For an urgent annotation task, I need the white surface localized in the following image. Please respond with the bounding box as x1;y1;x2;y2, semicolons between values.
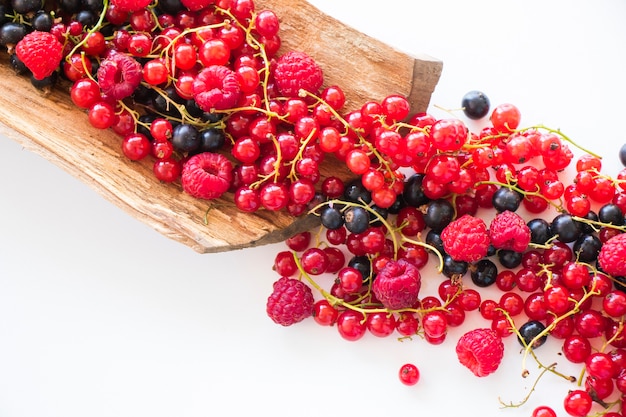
1;1;626;416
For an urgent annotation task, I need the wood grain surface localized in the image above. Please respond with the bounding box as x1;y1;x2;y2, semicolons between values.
0;0;442;253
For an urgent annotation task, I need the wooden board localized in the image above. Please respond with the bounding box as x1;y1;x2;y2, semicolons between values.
0;0;442;254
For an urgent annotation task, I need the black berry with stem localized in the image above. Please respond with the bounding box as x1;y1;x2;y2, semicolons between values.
518;320;548;349
492;186;522;212
498;249;522;269
443;255;468;279
579;210;598;234
461;90;490;120
31;11;54;32
198;128;225;152
171;124;201;154
573;234;602;263
424;199;455;232
320;205;344;230
343;179;371;204
551;213;583;243
425;229;445;255
343;206;369;234
598;203;624;225
403;173;430;207
369;205;389;227
470;259;498;287
527;218;553;245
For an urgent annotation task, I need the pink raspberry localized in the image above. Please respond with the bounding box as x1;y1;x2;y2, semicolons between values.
598;233;626;277
192;65;241;111
488;210;531;252
272;51;324;98
441;214;490;263
266;277;315;326
456;328;504;377
372;259;421;310
181;152;233;200
97;53;142;101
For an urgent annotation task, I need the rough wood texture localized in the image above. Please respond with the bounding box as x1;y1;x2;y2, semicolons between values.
0;0;442;253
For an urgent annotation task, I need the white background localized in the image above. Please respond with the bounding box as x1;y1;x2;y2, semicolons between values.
1;1;626;416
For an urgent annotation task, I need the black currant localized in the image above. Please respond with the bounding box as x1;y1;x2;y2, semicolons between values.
30;72;57;90
424;199;454;232
470;259;498;287
518;320;547;349
75;9;97;28
82;0;104;12
198;128;225;152
579;210;598;234
573;234;602;264
31;11;53;32
461;90;490;120
442;255;468;279
343;206;369;234
551;213;583;243
0;22;27;46
369;205;389;227
59;0;81;13
11;0;40;14
185;99;204;118
171;124;200;154
9;53;27;75
527;218;553;245
498;249;522;269
320;205;344;230
402;173;430;207
343;179;371;204
425;229;445;255
598;203;624;226
492;186;522;212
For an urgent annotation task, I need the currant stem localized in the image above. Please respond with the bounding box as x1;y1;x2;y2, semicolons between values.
525;125;602;159
498;362;558;409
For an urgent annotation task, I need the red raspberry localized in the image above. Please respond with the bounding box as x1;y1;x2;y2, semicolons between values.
192;65;241;112
488;210;531;252
97;53;142;101
456;328;504;377
266;277;315;326
15;31;63;80
181;152;233;200
598;233;626;277
440;214;490;263
273;51;324;98
110;0;152;12
371;259;421;310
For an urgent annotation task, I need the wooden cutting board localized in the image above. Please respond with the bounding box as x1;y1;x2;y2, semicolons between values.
0;0;442;253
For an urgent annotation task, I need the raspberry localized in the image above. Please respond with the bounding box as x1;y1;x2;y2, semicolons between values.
598;233;626;277
110;0;152;13
266;277;315;326
440;214;490;263
273;51;324;98
192;65;241;112
181;152;233;200
97;53;142;101
371;259;421;310
488;210;531;252
456;328;505;377
15;31;63;80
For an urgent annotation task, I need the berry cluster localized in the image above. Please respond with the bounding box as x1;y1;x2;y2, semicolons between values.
2;0;626;415
267;95;626;416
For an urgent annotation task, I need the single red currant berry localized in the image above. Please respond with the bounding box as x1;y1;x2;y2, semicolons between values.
312;299;338;326
152;157;181;183
300;247;329;275
121;133;151;161
336;310;367;341
398;363;420;386
366;312;396;337
532;406;557;417
395;312;419;336
563;390;593;417
490;103;521;132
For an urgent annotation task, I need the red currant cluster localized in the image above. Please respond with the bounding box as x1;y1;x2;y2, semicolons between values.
268;97;626;417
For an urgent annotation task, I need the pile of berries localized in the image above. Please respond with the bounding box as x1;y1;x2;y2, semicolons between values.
1;0;626;415
267;93;626;416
